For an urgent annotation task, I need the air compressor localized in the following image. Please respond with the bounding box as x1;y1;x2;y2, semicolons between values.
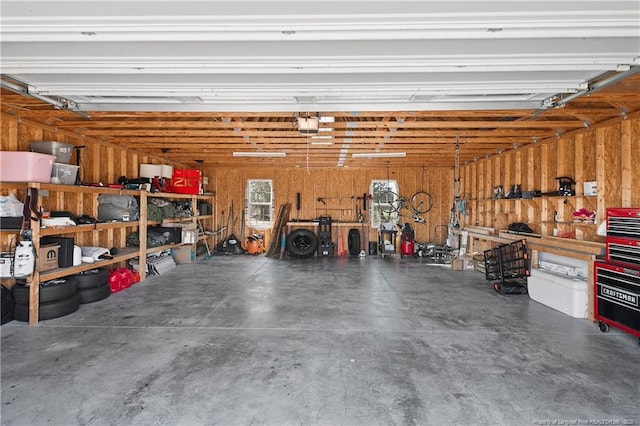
399;223;415;258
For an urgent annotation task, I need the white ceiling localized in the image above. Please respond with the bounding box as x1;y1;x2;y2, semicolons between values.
1;0;639;112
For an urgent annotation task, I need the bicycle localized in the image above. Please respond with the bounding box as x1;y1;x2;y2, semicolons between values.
376;190;433;224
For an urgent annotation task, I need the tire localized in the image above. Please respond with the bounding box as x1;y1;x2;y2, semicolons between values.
348;229;360;256
75;268;109;290
79;283;111;304
410;191;434;214
13;293;80;322
286;229;318;258
12;277;79;305
1;285;15;325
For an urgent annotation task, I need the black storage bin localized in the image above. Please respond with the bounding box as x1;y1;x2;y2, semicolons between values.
148;226;181;244
197;202;212;216
0;217;23;230
368;241;377;255
41;236;74;268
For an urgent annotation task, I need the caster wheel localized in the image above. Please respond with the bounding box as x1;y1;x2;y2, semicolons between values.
598;322;609;333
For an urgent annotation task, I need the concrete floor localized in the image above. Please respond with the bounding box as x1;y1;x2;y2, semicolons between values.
1;255;639;426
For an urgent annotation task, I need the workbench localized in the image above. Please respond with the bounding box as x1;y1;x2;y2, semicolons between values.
286;221;370;256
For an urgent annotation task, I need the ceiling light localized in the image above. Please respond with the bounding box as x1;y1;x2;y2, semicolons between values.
233;152;286;157
311;135;332;139
352;152;406;158
311;141;333;146
319;116;335;123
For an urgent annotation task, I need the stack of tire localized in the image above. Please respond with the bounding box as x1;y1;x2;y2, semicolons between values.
11;268;110;322
12;277;81;322
75;268;110;304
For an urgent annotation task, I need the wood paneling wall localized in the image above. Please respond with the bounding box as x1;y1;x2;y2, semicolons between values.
461;115;640;241
2;114;455;249
1;114;182;184
6;112;637;248
205;166;454;247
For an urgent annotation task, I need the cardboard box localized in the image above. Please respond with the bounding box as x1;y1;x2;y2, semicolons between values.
39;244;60;272
451;254;475;271
172;246;195;264
41;236;74;267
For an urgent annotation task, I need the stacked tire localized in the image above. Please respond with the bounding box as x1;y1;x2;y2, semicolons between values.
12;278;80;322
75;268;110;304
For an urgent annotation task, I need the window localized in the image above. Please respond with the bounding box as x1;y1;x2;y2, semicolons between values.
370;179;399;228
246;180;274;230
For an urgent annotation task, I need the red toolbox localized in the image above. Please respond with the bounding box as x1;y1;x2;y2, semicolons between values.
605;236;640;268
606;207;640;240
594;261;640;339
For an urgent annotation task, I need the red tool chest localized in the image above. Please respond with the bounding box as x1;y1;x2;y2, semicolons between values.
595;208;640;342
594;262;640;339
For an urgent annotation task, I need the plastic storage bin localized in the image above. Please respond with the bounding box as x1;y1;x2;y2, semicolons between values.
30;141;74;164
51;163;79;185
0;151;56;183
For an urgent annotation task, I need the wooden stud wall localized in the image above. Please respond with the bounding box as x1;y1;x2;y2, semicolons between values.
204;166;454;248
1;114;182;258
2;113;455;255
461;115;640;242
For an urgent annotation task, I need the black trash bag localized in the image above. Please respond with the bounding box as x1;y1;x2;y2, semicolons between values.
493;281;528;295
219;233;245;255
508;222;534;234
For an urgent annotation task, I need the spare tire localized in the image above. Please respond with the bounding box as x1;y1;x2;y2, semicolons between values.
79;283;110;304
14;293;80;322
348;228;361;256
12;277;79;305
75;268;109;290
286;228;318;258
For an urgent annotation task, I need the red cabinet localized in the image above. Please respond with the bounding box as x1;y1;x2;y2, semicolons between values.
595;208;640;341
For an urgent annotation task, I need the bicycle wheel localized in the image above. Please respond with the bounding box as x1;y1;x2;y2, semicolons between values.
411;191;434;214
377;190;400;216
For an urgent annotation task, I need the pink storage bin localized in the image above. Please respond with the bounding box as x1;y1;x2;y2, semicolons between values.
0;151;56;183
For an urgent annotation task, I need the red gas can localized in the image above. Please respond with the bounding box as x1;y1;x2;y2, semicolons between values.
108;269;123;293
108;268;134;292
118;268;133;289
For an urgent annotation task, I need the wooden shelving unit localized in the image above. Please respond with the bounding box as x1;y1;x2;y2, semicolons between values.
0;182;215;325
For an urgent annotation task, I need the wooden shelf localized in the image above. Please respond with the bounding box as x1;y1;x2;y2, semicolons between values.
39;221;140;236
145;243;182;254
39;247;140;281
0;181;216;325
571;222;597;228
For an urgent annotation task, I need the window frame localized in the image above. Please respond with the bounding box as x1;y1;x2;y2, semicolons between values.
370;179;399;228
245;179;274;230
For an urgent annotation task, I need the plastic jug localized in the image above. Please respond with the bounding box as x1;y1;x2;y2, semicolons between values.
73;245;82;266
14;241;35;277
